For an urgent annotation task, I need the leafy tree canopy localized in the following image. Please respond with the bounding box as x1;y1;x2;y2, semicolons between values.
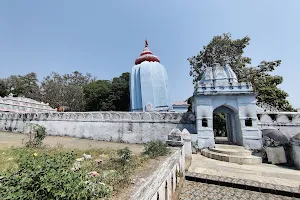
1;72;41;100
188;33;294;111
40;71;93;112
84;72;130;111
0;80;7;97
1;71;130;112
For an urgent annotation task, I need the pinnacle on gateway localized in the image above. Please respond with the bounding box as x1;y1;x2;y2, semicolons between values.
130;40;172;112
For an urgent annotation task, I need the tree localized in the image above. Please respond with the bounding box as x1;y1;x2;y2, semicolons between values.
240;62;294;111
188;33;251;83
41;71;93;111
188;33;294;111
84;80;112;111
83;72;130;111
109;72;130;111
3;72;41;100
0;79;8;97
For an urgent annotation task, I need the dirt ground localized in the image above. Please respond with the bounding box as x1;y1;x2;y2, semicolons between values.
0;131;144;154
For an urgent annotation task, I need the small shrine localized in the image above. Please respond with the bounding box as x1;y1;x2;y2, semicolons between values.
193;63;261;150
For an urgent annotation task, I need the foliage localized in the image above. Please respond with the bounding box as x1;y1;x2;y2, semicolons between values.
108;72;130;111
102;147;136;189
0;146;149;199
84;72;130;111
2;72;41;100
142;140;170;158
111;147;133;172
0;80;7;97
239;64;294;111
40;71;94;112
84;80;112;111
24;124;46;148
188;33;251;83
0;150;111;199
187;96;193;111
188;33;294;111
0;70;130;112
213;113;227;136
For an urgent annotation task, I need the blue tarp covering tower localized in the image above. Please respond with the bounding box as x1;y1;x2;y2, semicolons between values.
130;40;172;112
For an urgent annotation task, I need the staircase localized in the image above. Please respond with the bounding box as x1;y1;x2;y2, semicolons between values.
201;144;262;165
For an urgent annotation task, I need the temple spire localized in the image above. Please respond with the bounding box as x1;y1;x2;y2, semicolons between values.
134;39;160;65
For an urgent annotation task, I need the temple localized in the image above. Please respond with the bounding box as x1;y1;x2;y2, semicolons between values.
193;63;261;149
130;40;172;112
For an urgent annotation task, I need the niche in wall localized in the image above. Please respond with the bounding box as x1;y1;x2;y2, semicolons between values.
245;118;252;127
202;118;208;127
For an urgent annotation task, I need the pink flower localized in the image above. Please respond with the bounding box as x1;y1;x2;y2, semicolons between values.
88;171;99;177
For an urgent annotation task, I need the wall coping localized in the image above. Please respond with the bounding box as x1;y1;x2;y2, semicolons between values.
0;112;196;124
129;148;182;200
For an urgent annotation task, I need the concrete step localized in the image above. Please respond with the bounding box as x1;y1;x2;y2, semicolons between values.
201;148;262;165
210;144;252;156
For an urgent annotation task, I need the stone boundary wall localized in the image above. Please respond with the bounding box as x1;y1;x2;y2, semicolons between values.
2;111;300;142
0;112;196;143
130;148;185;200
257;112;300;138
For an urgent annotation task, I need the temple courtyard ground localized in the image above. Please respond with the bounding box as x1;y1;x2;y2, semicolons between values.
180;154;300;199
180;181;296;200
189;154;300;188
0;131;143;153
1;131;300;199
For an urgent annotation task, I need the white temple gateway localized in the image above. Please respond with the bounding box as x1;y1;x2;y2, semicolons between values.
0;94;56;113
193;63;261;150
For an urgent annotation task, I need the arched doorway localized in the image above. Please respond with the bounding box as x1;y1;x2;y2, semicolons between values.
213;105;242;146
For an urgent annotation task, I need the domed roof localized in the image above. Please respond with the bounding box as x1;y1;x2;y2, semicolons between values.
135;40;160;65
200;63;238;84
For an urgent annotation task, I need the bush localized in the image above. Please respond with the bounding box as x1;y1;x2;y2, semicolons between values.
25;124;46;148
106;147;133;187
0;151;111;199
116;148;132;168
142;140;170;158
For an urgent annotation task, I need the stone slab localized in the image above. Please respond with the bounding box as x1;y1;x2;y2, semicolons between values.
265;146;287;164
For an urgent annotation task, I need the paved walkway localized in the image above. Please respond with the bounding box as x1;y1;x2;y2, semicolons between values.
179;154;300;199
189;154;300;190
0;131;144;153
180;181;296;200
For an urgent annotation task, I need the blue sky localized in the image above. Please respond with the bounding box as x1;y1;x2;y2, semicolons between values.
0;1;299;107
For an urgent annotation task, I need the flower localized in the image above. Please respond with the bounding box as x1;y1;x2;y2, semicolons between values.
88;171;99;177
33;153;38;157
